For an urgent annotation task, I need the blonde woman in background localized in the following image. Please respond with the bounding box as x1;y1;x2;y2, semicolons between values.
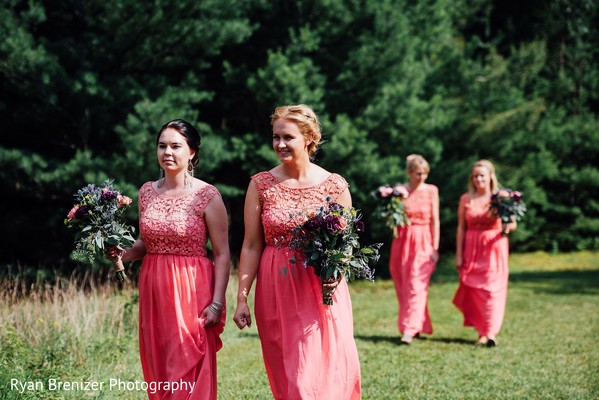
453;159;517;346
389;154;440;344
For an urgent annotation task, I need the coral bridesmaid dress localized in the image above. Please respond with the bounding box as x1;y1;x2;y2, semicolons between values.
252;171;361;400
389;184;438;337
453;193;509;338
137;182;225;400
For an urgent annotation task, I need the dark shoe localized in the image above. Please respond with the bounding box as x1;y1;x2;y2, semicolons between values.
486;337;497;347
476;336;489;346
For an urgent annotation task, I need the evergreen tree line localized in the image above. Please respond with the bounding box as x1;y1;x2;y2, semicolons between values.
1;0;597;276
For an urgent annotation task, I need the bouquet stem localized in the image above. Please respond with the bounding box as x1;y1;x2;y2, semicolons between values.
113;259;127;282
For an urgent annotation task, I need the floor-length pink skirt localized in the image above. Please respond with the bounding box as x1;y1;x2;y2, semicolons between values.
389;224;436;337
453;228;509;338
138;254;225;400
254;246;361;400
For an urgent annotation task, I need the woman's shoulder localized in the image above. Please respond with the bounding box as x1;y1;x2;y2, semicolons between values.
459;192;470;203
425;183;439;193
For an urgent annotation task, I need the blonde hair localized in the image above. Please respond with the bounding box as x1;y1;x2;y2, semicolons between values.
468;159;501;195
406;154;430;174
271;104;322;157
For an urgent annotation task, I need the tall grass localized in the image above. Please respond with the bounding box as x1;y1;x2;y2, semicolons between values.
1;251;598;399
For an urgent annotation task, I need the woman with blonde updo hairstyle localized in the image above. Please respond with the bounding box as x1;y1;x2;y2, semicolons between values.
453;159;517;347
234;104;361;398
388;154;440;344
270;104;322;158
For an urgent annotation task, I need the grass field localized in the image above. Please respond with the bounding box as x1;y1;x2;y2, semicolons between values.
1;251;598;399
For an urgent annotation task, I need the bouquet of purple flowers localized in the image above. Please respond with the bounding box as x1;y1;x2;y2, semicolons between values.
65;180;135;281
489;189;526;236
373;184;410;237
287;199;382;305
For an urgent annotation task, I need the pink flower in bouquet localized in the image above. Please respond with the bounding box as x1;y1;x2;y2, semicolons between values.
498;189;510;197
338;216;348;230
118;195;132;207
67;205;79;220
378;186;394;198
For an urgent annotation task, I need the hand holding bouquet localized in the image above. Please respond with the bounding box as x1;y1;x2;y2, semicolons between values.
288;199;382;305
489;189;526;236
373;184;410;237
65;180;135;281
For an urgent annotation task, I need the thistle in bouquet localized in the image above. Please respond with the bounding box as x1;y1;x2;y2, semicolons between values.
288;199;382;305
65;180;135;281
373;184;411;237
489;189;526;236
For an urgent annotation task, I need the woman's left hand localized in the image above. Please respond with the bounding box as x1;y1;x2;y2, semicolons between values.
201;302;223;328
430;250;439;263
322;275;343;298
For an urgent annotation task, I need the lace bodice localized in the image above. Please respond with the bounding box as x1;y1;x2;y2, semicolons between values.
253;171;349;246
138;181;220;256
404;184;438;225
461;193;502;231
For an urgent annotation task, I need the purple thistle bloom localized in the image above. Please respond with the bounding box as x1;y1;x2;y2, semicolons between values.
355;220;365;232
75;205;90;219
324;215;342;232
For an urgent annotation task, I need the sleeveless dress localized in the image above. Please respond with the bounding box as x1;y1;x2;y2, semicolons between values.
252;171;361;400
452;193;509;338
388;184;438;337
137;182;225;400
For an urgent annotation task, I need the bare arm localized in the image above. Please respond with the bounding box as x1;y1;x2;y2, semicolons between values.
455;196;466;268
336;187;352;208
233;181;265;329
431;187;440;263
202;194;231;327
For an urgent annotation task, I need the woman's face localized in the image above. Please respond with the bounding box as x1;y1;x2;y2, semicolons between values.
408;166;428;186
272;118;310;163
471;166;490;192
157;128;195;173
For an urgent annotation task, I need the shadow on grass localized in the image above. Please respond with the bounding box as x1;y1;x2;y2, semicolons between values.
354;334;402;345
509;269;599;295
423;336;474;345
354;334;474;346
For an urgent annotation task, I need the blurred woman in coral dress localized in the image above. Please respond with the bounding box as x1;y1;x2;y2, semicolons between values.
109;119;230;399
233;104;361;399
453;159;517;347
388;155;440;344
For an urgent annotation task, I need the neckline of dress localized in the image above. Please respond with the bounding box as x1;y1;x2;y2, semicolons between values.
149;181;210;199
266;171;335;190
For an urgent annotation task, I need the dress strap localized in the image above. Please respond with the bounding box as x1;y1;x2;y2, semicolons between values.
251;171;277;205
322;173;349;202
192;185;221;214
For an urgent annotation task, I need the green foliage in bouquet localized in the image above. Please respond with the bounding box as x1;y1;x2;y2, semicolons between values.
489;189;527;236
287;199;382;305
65;180;135;281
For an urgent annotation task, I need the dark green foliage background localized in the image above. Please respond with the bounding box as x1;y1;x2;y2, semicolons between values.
1;0;597;275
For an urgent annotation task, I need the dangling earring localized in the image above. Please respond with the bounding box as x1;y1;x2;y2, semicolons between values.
185;160;194;189
158;168;165;188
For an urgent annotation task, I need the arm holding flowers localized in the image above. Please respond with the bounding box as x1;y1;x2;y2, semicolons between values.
431;187;440;263
321;187;352;296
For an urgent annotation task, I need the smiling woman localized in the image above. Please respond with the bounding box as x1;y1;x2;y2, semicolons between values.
233;104;362;399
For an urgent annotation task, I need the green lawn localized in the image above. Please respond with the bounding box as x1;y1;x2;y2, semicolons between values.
1;251;598;399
